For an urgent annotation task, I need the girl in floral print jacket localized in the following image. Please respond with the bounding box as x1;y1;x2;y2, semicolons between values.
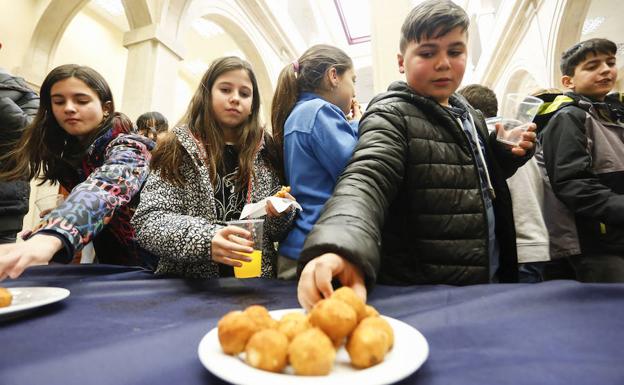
0;65;154;279
131;57;296;279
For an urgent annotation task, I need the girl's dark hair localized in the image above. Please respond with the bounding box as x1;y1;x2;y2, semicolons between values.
0;64;116;183
152;56;269;188
271;44;352;166
136;111;168;141
560;38;617;76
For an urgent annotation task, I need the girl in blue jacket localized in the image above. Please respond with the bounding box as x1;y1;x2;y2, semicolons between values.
271;44;361;279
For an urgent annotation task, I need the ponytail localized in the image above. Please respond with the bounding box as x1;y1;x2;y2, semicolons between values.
270;64;299;167
270;44;352;167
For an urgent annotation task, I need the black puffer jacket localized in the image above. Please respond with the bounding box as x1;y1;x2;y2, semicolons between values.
0;68;39;232
300;81;527;287
540;92;624;254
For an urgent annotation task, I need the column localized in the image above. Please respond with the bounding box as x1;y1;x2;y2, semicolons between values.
370;0;410;94
121;23;184;121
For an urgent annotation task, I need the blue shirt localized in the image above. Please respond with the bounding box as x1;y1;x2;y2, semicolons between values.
447;104;500;281
279;92;359;260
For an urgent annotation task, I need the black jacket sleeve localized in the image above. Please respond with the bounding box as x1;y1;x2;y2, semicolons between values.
298;104;408;289
542;108;624;225
484;126;532;180
0;73;39;141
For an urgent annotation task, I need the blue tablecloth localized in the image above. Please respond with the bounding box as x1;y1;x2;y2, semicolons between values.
1;265;623;385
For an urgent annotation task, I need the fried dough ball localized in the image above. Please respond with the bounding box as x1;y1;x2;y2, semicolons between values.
0;287;12;308
245;329;289;373
364;304;380;318
277;312;311;341
244;305;277;330
331;286;366;322
359;316;394;350
288;328;336;376
309;298;357;346
217;310;257;355
275;186;291;198
346;323;389;369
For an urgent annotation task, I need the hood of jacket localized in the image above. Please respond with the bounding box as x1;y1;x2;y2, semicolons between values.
534;91;624;133
84;113;154;168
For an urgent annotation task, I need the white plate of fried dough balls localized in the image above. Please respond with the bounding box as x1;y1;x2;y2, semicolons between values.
0;287;70;318
197;287;429;385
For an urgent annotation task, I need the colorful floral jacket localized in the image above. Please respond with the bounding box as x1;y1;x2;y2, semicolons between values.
33;114;154;266
131;125;296;278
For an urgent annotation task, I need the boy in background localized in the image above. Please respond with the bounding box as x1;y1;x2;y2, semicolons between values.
457;84;498;119
296;0;536;309
459;84;550;283
539;38;624;282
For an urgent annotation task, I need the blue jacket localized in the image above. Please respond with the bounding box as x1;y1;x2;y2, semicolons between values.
279;92;358;260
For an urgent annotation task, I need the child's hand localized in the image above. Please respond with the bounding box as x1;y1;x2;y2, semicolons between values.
349;98;362;121
496;122;537;157
267;190;296;218
0;234;62;280
297;253;367;311
211;226;254;267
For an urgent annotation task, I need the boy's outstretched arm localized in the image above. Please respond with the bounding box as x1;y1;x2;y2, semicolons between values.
296;105;408;309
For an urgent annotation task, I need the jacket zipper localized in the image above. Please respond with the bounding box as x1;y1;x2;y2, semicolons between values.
446;109;492;273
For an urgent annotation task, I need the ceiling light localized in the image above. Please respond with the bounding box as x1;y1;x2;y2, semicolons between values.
192;19;225;39
582;16;605;35
92;0;124;16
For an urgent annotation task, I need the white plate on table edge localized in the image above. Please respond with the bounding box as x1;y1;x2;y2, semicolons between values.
198;308;429;385
0;287;70;316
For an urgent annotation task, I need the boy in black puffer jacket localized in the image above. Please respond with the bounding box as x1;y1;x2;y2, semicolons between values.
296;0;536;309
0;43;40;244
539;38;624;282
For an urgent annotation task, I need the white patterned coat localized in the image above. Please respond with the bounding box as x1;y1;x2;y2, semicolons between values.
131;125;295;278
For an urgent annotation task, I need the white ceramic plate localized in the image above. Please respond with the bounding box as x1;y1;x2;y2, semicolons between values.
198;308;429;385
0;287;70;317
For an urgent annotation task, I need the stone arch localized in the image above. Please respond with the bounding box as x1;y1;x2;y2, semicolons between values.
501;68;541;98
21;0;152;85
21;0;87;85
121;0;153;28
547;0;591;86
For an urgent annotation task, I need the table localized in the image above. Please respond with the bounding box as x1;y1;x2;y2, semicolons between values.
1;265;623;385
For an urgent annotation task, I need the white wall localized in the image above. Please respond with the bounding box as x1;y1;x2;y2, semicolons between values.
471;0;623;101
0;0;50;78
52;7;128;108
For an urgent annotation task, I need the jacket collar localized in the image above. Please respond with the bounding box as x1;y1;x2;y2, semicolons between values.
370;80;488;139
373;81;473;117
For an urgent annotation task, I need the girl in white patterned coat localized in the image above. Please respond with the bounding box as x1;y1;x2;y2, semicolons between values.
132;57;296;278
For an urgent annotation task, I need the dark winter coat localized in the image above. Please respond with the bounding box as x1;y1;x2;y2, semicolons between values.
0;68;39;232
300;81;528;287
